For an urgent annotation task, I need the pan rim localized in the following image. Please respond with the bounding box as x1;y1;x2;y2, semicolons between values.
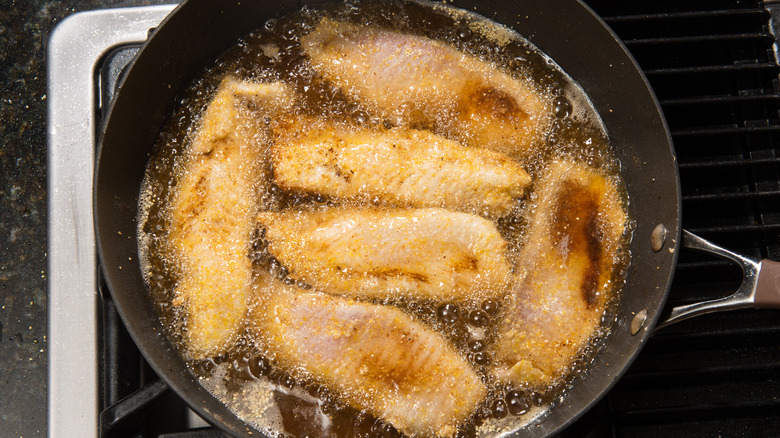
93;0;682;437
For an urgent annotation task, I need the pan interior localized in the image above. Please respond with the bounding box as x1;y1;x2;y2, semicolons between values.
94;1;679;437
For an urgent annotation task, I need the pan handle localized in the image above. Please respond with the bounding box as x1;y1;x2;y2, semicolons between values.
654;230;780;330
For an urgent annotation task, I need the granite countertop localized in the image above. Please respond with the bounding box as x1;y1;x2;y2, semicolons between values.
0;1;174;436
3;2;780;438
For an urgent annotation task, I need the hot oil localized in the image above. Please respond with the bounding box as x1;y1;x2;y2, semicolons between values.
137;1;631;437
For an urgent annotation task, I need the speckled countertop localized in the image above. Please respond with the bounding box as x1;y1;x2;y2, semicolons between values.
0;1;175;436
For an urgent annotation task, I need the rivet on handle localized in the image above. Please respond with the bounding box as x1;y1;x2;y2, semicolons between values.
651;224;667;252
631;309;647;335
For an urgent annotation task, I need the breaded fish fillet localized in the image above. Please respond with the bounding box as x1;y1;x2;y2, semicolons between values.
168;77;293;359
249;273;487;437
301;18;551;158
490;160;628;387
256;207;511;302
272;115;531;217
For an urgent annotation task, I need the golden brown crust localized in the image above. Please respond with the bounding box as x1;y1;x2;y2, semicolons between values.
256;207;512;302
168;78;293;359
271;115;531;217
301;18;552;159
249;274;487;437
490;160;628;387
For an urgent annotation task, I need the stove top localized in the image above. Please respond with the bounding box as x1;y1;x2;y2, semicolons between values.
46;5;176;437
47;2;780;437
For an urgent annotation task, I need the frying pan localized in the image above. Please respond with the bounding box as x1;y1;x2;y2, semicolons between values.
94;0;780;436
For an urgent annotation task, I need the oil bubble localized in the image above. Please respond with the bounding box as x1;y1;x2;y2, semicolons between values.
481;299;500;315
472;351;490;366
458;27;473;42
279;372;296;389
506;390;531;416
467;309;489;327
437;303;459;324
490;398;508;419
554;96;572;118
467;339;486;352
249;355;271;378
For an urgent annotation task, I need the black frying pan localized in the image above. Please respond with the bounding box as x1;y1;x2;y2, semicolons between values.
92;0;739;436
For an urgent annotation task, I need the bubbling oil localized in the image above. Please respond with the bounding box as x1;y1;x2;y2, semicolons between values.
137;1;630;437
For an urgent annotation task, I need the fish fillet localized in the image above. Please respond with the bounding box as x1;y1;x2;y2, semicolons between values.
301;18;551;158
490;160;628;387
256;207;511;302
168;77;293;359
249;273;487;437
271;115;531;217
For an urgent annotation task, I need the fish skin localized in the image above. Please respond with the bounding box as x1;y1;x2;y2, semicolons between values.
271;115;531;217
489;160;628;387
249;273;487;437
301;18;551;158
168;77;293;359
256;207;512;302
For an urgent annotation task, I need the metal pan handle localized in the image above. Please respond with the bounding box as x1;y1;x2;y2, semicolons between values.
655;230;780;329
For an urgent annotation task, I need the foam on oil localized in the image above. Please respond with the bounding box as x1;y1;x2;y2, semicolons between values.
137;0;630;436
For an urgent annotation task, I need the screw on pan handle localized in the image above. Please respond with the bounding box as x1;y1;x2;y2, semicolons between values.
655;230;780;330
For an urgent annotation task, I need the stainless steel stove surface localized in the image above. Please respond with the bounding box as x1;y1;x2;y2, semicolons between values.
47;5;176;437
47;2;780;437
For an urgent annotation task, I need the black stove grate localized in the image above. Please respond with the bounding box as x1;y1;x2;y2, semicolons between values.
563;1;780;437
97;1;780;437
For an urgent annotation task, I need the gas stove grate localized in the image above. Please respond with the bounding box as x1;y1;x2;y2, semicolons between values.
566;1;780;436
